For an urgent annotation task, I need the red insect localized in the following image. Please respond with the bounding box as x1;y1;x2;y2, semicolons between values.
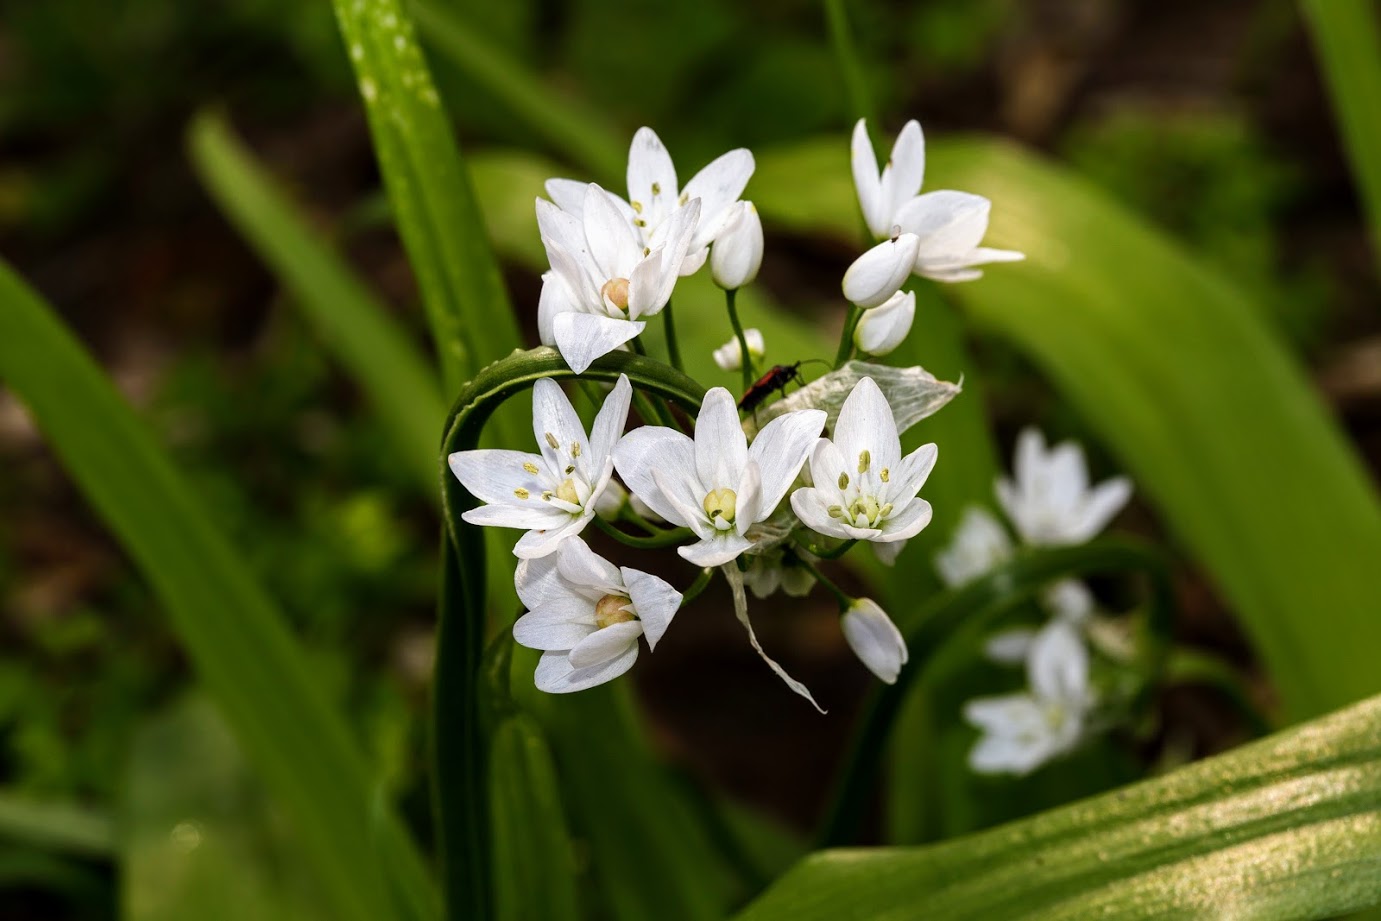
737;362;805;413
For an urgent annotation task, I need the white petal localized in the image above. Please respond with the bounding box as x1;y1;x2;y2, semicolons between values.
712;328;765;371
682;148;755;248
588;375;633;463
832;377;900;474
842;235;921;308
533;646;639;694
872;538;907;566
678;245;709;278
984;628;1036;665
895;190;991;260
513;603;598;650
626;127;678;223
651;198;701;306
841;599;908;683
448;449;548;505
934;506;1013;587
512;512;592;559
626;245;667;320
854;288;915;356
545;178;589;217
880;120;925;224
734;460;763;535
747;408;827;516
537;272;575;346
709;202;764;290
515;553;565;609
613;426;699;526
568;620;644;669
1074;476;1133;541
536;198;592;266
555;536;624;594
541;234;599;312
582;183;642;280
1045;579;1095;623
622;567;682;651
965;246;1025;266
552;313;645;375
678;532;754;568
695;387;749;490
531;378;590;474
461;502;570;532
723;564;825;712
850;118;887;238
791;488;860;541
885;442;939;504
1028;620;1090;706
878;497;933;542
807;438;848;504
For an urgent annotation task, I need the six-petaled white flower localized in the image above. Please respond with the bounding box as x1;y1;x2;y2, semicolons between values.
514;537;682;693
537;184;701;373
853;288;915;356
710;201;764;290
791;377;938;546
841;598;909;684
614;388;825;567
448;376;631;558
996;427;1132;546
713;328;765;372
547;127;754;277
964;620;1093;775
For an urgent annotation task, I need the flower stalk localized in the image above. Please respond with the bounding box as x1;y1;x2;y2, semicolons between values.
724;287;755;390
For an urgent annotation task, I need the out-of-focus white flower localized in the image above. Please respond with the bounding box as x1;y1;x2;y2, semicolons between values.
547;127;754;276
536;184;701;373
996;427;1133;546
853;289;915;356
594;479;627;521
710;201;763;290
964;620;1092;775
514;537;681;693
743;548;816;599
934;506;1013;587
841;598;909;684
629;492;665;525
713;328;765;372
1044;578;1095;623
791;377;937;546
449;376;631;558
614;388;824;567
851;119;926;240
842;233;921;308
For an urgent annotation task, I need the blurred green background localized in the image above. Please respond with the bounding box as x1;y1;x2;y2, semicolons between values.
0;0;1377;917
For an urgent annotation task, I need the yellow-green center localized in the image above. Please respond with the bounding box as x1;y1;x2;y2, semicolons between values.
703;488;737;527
594;593;635;629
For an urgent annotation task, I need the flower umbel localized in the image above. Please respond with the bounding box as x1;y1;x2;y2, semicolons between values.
448;376;631;558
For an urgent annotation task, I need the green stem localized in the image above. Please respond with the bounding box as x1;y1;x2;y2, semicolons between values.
679;568;714;608
822;0;877;132
815;538;1174;848
725;288;755;391
793;536;857;561
835;305;862;368
593;516;696;550
1165;647;1274;738
663;299;683;372
799;558;852;610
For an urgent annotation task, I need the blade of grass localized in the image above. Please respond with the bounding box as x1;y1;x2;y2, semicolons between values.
0;793;113;859
0;262;436;921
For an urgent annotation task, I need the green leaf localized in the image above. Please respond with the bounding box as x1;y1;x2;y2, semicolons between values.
0;262;436;921
1300;0;1381;268
186;110;445;491
738;689;1381;920
0;793;112;859
331;0;522;400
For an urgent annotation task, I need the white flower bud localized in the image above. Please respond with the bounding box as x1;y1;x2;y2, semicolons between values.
853;289;915;356
712;328;765;372
841;598;909;684
710;202;764;290
842;232;920;308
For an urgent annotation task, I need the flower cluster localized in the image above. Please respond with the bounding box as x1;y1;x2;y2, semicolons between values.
449;123;1022;705
934;428;1135;774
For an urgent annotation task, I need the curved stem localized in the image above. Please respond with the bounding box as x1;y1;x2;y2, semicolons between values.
679;568;714;608
794;536;857;561
834;304;861;368
663;299;683;373
1165;647;1274;737
725;288;755;391
799;557;851;610
593;515;695;550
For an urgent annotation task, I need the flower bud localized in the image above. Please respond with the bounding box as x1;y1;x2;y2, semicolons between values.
841;598;909;684
842;233;920;308
712;328;765;372
853;289;915;356
710;202;764;290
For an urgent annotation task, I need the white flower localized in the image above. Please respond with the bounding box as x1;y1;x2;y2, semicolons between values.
448;376;631;558
710;201;764;289
547;127;754;276
934;506;1013;588
842;232;921;308
853;289;915;356
614;388;825;567
964;620;1092;775
996;427;1133;546
791;377;937;546
743;547;816;599
852;118;1024;283
514;537;681;693
536;184;701;374
841;598;909;684
712;328;765;372
1044;578;1095;623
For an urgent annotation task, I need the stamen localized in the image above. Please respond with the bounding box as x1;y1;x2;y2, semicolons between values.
514;488;530;500
630;200;643;214
838;472;850;490
880;468;890;482
556;479;581;505
571;443;581;457
523;462;539;475
858;450;871;474
544;432;559;449
828;505;844;518
651;182;662;196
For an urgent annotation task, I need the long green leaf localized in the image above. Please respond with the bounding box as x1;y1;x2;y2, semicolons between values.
332;0;521;399
0;263;436;921
1300;0;1381;268
750;135;1381;721
739;690;1381;920
0;794;112;859
187;111;445;490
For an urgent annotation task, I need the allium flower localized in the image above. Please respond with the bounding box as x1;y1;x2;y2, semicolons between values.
710;201;764;290
614;388;825;567
841;598;909;684
934;506;1013;588
547;127;754;276
853;289;915;356
851;118;1023;283
842;233;921;308
514;537;681;693
537;184;701;373
791;377;937;546
712;328;765;372
448;376;631;558
996;427;1132;546
964;620;1092;775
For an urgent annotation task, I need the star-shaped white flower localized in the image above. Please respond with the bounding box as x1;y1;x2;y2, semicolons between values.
448;376;631;558
964;620;1092;775
791;377;938;546
514;537;681;693
996;427;1132;546
851;118;1023;284
614;388;825;567
546;127;754;277
537;183;701;373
